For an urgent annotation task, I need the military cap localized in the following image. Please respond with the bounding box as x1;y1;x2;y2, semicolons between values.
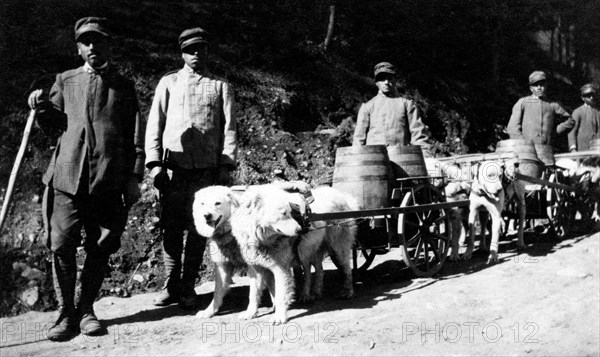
580;83;597;95
179;27;209;50
74;17;109;40
374;62;396;78
528;71;547;85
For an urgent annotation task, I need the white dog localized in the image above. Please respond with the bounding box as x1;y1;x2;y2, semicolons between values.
444;180;472;261
425;158;472;261
295;186;358;302
465;160;506;263
231;185;304;325
192;186;246;319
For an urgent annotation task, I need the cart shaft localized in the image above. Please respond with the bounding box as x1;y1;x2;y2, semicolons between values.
308;200;470;222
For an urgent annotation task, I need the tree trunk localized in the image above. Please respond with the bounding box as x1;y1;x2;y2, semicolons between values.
323;4;336;51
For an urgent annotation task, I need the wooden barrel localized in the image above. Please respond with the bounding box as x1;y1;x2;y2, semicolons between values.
386;145;428;179
534;144;555;166
332;145;392;210
589;139;600;152
495;139;539;161
495;139;544;179
517;159;545;179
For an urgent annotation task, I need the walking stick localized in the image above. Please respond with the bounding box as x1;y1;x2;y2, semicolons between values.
0;109;37;234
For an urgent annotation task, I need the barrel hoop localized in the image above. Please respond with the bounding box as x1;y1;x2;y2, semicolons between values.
389;160;425;165
335;160;389;167
332;175;391;183
336;149;387;156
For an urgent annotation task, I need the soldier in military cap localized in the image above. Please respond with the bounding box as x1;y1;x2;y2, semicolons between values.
352;61;432;156
27;17;145;341
567;83;600;152
507;71;574;148
145;27;237;308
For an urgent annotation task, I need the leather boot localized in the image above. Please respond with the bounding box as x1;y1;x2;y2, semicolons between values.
77;252;108;336
48;253;78;342
153;228;183;306
179;232;206;309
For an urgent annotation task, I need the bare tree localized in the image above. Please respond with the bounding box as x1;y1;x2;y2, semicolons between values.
323;2;335;51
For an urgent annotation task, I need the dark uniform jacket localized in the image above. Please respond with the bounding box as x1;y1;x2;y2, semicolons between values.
506;95;572;146
39;66;145;195
352;92;432;156
567;104;600;151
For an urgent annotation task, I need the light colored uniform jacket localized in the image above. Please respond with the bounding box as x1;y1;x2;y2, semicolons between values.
506;95;572;146
567;104;600;151
145;65;237;169
352;92;432;156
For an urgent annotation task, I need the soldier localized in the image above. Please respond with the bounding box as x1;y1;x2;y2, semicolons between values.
27;17;145;341
507;71;574;147
352;61;432;157
145;27;237;308
568;84;600;152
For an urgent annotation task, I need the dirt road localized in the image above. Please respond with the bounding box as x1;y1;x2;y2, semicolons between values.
2;231;599;356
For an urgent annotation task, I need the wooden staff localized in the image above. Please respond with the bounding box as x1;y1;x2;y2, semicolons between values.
0;109;37;234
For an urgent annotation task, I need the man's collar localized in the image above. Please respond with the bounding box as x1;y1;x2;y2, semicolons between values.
183;64;208;76
530;94;546;100
83;61;109;75
377;90;400;98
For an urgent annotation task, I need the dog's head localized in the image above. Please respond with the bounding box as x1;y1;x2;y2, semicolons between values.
193;185;239;238
579;156;600;183
239;186;303;243
555;157;579;178
444;180;471;200
472;160;505;201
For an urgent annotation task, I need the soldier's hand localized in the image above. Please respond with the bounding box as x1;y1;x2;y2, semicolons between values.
150;166;170;191
27;89;44;109
123;177;140;207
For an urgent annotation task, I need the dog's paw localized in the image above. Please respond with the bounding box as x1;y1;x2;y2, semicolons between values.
462;250;473;261
238;310;258;320
516;242;526;251
448;252;460;261
592;212;600;222
268;314;288;325
487;250;499;264
197;308;216;319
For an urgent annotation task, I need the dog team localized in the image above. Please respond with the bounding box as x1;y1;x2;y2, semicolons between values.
25;17;599;341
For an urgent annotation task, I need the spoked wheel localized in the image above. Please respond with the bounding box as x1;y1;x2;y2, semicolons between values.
398;184;451;277
353;223;389;271
357;247;377;271
546;173;573;238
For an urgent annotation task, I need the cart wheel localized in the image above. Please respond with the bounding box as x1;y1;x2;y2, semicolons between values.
546;173;573;238
398;184;451;277
357;246;377;271
353;224;388;271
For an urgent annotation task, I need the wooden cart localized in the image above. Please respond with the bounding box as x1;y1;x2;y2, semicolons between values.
308;176;469;278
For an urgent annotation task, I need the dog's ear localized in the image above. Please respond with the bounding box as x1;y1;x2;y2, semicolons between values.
243;190;264;211
227;191;240;208
460;181;471;194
